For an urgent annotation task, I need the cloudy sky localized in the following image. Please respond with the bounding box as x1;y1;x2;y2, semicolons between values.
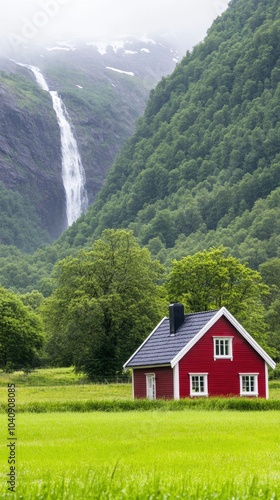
2;0;230;53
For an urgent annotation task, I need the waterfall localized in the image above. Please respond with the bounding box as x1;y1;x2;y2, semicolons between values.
49;91;88;226
16;63;88;227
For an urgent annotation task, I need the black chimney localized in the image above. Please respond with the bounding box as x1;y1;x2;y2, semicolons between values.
169;303;185;335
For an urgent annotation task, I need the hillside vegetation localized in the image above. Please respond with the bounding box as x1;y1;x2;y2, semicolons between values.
0;0;280;291
0;182;50;251
59;0;280;270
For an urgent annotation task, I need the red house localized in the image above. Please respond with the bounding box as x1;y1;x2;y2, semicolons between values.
124;304;276;400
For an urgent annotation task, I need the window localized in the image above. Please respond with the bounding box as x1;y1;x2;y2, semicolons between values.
213;337;233;360
189;374;208;397
239;374;258;396
146;373;156;400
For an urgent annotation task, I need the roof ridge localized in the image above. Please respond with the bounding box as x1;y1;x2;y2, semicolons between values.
185;309;219;317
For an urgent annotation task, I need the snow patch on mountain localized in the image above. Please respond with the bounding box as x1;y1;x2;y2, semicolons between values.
43;36;181;66
47;41;76;52
106;67;134;76
85;36;163;57
47;46;73;52
124;50;138;55
87;40;127;55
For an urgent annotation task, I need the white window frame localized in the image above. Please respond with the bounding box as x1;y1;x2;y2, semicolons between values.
213;336;233;360
145;373;156;400
189;373;208;397
239;373;259;397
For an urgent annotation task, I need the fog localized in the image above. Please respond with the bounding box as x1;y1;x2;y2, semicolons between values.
1;0;230;54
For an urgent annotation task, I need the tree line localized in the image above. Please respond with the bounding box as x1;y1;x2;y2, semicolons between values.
0;230;279;379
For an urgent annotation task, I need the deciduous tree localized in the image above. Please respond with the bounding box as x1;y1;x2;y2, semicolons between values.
43;229;165;380
0;287;44;371
167;247;271;349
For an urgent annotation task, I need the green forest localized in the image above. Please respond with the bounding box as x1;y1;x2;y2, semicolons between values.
60;0;280;267
1;0;280;376
1;229;280;378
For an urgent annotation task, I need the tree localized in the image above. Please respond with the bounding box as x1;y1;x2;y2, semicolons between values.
43;229;165;380
20;290;45;311
167;247;271;348
0;287;44;371
259;258;280;359
259;257;280;306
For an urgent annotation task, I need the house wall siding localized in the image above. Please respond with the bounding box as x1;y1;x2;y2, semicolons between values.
133;366;174;399
179;317;266;398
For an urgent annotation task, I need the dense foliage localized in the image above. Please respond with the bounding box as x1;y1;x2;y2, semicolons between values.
57;0;280;270
0;182;50;252
259;258;280;356
0;287;44;371
0;235;278;375
167;246;272;352
40;237;277;375
42;230;164;379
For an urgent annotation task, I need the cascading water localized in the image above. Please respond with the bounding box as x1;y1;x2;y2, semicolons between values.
49;91;88;226
16;63;88;227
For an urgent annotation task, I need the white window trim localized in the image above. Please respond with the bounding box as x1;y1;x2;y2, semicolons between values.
239;373;259;397
189;373;208;397
213;336;233;361
145;373;156;400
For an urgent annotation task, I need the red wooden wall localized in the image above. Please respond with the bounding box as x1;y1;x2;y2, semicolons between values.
179;316;266;398
133;366;174;399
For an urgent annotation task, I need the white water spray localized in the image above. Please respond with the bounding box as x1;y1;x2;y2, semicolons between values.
16;63;88;227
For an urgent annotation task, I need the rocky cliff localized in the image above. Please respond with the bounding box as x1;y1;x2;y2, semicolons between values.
0;37;179;251
0;64;66;247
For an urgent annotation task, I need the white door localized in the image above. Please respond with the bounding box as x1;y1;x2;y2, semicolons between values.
146;374;156;400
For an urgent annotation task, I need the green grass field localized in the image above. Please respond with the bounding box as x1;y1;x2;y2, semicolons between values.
0;368;132;410
1;382;132;406
1;411;280;498
0;367;89;386
0;367;279;406
1;368;280;498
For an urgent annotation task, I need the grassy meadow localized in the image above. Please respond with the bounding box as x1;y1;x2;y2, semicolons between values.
0;368;280;498
0;367;279;407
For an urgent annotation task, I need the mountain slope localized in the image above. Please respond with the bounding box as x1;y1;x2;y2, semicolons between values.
0;37;179;251
59;0;280;269
1;0;280;294
0;67;65;246
37;36;179;204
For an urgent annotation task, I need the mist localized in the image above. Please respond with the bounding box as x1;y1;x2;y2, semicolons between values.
1;0;230;54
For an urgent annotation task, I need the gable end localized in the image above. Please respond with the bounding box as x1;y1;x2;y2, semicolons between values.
171;307;276;370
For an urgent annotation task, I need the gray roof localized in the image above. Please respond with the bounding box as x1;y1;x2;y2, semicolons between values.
125;310;218;368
